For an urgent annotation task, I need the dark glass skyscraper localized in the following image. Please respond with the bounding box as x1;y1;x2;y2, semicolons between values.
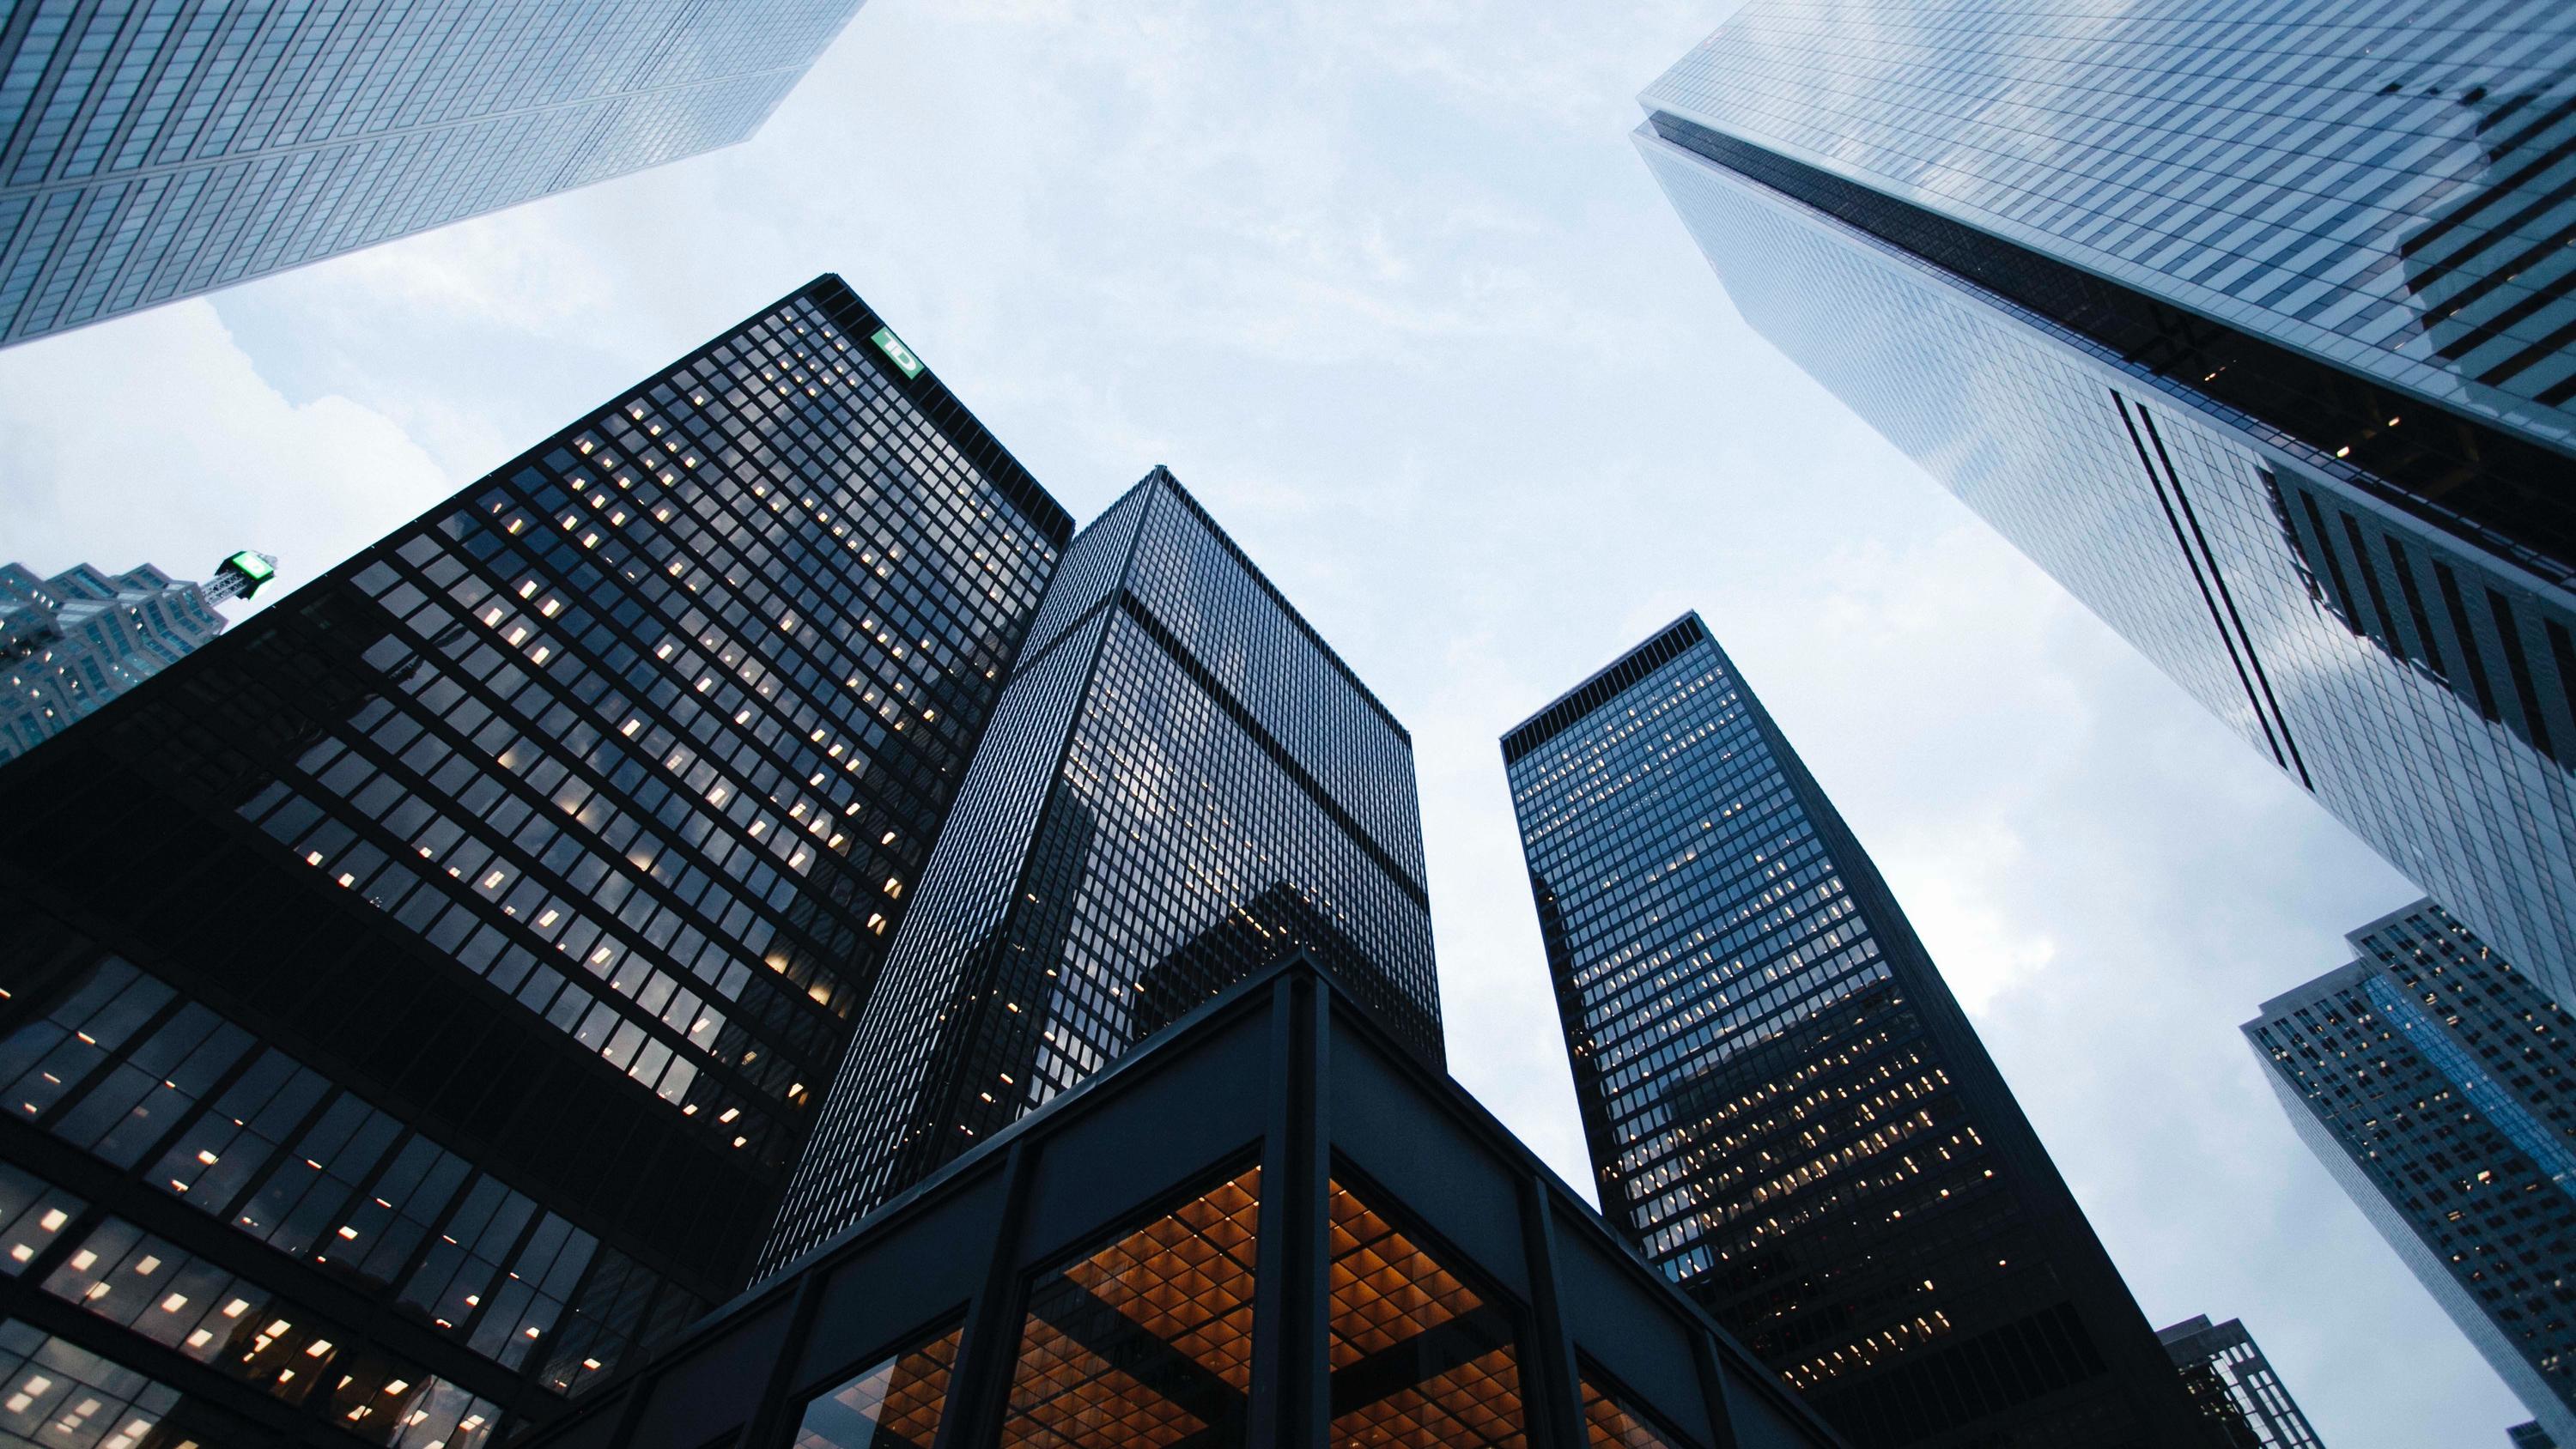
0;274;1068;1444
762;467;1439;1276
1637;0;2576;1001
0;0;869;345
1504;615;2202;1449
2249;900;2576;1446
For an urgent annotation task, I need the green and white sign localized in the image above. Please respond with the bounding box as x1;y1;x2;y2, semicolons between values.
224;550;276;585
871;326;924;379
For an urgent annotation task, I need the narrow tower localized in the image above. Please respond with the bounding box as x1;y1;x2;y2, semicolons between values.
762;467;1438;1274
1504;615;2202;1447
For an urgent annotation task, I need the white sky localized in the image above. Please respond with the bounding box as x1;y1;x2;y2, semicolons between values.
0;2;2519;1444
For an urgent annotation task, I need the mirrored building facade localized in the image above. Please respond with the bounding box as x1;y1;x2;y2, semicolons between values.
762;467;1440;1276
1636;0;2576;1002
0;0;869;345
2249;900;2576;1445
0;273;1069;1444
1504;615;2203;1448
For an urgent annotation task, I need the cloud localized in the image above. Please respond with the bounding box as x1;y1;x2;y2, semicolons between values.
0;301;451;607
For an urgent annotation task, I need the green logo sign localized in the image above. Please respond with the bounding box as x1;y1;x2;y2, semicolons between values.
225;551;276;584
871;326;924;379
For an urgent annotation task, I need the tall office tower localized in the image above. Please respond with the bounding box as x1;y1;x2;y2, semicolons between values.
0;1;868;346
2248;899;2576;1446
1636;0;2576;1001
2155;1316;2328;1449
0;549;273;761
0;275;1069;1445
1504;615;2204;1449
761;466;1439;1275
2515;1423;2559;1449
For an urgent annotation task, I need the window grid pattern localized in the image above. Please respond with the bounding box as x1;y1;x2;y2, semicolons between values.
0;953;697;1408
1507;621;2172;1446
0;278;1061;1437
765;471;1436;1274
0;0;868;343
0;559;228;766
1645;0;2576;450
1637;112;2576;1009
2155;1316;2327;1449
2249;900;2576;1440
191;288;1058;1172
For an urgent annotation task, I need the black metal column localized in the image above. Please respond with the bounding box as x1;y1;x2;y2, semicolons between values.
1246;972;1329;1449
927;1138;1037;1449
1688;1325;1746;1449
1516;1173;1591;1449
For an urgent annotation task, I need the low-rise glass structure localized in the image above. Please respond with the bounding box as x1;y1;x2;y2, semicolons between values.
519;957;1841;1449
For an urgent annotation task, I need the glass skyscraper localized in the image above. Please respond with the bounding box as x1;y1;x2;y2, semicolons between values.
762;466;1440;1276
2155;1315;2328;1449
1504;615;2202;1449
2249;899;2576;1446
0;274;1068;1444
0;0;868;345
1636;0;2576;1003
1;549;272;762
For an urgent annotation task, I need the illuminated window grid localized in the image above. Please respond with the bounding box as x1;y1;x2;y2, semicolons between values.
999;1167;1262;1449
794;1324;963;1449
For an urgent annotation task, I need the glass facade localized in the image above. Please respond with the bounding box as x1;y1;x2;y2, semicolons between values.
0;555;259;763
2248;900;2576;1446
510;957;1844;1449
0;0;868;345
762;467;1439;1276
1504;615;2202;1449
2154;1316;2327;1449
0;273;1069;1443
1637;0;2576;1005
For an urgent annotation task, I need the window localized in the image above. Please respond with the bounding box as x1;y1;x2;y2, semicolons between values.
794;1321;961;1449
1327;1176;1526;1448
999;1164;1262;1448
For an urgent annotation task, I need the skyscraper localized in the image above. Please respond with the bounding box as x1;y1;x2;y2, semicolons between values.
2156;1315;2329;1449
0;274;1069;1444
1;549;272;762
1635;0;2576;1000
1504;615;2203;1448
2248;900;2576;1446
0;1;869;346
762;466;1439;1275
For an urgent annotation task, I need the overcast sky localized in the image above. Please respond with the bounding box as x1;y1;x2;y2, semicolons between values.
0;2;2518;1444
